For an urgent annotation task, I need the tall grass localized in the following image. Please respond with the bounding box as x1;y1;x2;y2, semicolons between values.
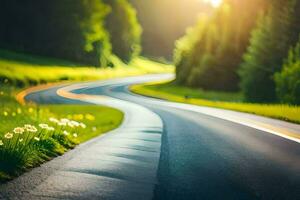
0;121;80;175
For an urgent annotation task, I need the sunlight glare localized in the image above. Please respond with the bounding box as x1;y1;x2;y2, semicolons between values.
203;0;223;8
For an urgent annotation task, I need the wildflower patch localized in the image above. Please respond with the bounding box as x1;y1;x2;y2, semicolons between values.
0;86;124;182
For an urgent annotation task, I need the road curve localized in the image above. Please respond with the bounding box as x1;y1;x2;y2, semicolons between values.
1;74;300;200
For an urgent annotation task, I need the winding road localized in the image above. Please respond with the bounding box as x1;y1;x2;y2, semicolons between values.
1;74;300;200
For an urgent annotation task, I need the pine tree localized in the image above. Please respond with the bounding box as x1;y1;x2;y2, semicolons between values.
239;0;299;102
275;36;300;104
174;0;267;91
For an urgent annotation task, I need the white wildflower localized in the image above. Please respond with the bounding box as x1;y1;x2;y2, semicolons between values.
13;127;24;134
39;124;49;129
24;124;37;133
4;132;13;139
60;118;70;123
57;122;67;126
63;130;69;136
79;123;86;129
47;127;55;131
49;117;59;123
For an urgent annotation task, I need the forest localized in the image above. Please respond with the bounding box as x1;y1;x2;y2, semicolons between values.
0;0;299;104
0;0;207;62
0;0;141;67
175;0;300;104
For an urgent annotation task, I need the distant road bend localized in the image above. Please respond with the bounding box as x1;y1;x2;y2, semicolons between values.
1;74;299;200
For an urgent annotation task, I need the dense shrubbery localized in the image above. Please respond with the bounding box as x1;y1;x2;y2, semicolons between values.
275;37;300;104
105;0;142;63
174;0;300;104
0;0;141;67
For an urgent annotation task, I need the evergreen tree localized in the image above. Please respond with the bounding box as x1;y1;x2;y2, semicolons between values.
175;17;209;85
239;0;299;102
175;0;266;91
275;36;300;104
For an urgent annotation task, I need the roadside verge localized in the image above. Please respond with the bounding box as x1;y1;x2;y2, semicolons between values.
130;81;300;143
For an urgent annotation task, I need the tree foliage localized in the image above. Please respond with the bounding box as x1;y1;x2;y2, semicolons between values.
105;0;142;63
275;36;300;104
175;0;267;91
0;0;112;66
175;0;300;104
239;0;300;102
0;0;142;67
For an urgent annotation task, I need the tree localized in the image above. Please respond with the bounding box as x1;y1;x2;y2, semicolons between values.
174;0;267;91
0;0;111;66
239;0;299;102
174;16;210;85
275;36;300;104
105;0;142;63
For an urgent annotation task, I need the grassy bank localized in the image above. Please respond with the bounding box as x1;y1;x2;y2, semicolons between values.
0;85;123;182
0;49;172;182
130;81;300;124
0;49;173;87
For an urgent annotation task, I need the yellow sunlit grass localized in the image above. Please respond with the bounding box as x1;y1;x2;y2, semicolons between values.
0;56;173;86
130;82;300;124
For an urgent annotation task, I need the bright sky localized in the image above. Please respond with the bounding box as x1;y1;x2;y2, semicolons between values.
202;0;223;8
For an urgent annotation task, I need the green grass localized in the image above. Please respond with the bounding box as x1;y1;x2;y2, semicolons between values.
0;49;174;87
130;81;300;124
0;85;123;182
0;49;172;182
143;81;243;102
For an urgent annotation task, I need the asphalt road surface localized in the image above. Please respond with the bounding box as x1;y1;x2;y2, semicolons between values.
1;74;299;200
